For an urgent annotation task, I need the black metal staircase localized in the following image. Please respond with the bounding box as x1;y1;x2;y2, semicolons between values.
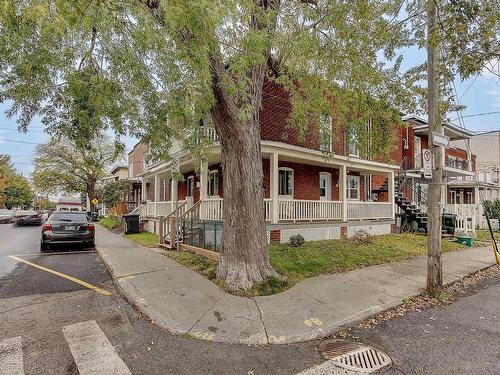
394;174;428;232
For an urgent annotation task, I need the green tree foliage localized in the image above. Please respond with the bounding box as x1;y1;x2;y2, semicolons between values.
0;157;33;209
101;179;132;208
484;200;500;220
34;197;56;210
32;135;123;210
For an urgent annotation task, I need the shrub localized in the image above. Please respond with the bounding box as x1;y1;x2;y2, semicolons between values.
289;234;305;247
349;229;373;245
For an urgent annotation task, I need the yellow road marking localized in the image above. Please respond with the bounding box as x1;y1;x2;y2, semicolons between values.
8;255;113;296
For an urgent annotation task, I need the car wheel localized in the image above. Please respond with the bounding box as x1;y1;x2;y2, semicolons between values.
40;241;49;252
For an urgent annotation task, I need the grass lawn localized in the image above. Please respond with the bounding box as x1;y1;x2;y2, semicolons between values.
99;215;123;229
124;232;159;248
165;233;469;297
475;229;500;242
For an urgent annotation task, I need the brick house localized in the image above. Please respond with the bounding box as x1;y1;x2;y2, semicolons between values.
137;80;399;245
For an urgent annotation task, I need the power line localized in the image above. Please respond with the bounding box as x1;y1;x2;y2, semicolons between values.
0;138;42;145
450;110;500;120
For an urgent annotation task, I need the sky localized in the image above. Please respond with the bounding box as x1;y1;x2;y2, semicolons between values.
0;49;498;180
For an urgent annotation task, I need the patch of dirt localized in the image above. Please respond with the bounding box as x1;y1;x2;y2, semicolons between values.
330;265;500;339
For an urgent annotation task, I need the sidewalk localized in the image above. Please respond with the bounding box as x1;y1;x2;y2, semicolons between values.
96;225;495;345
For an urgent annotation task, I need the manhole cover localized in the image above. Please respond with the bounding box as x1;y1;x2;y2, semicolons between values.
319;339;391;373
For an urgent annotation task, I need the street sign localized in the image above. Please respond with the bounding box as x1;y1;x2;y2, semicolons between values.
432;131;450;147
91;198;99;205
422;149;432;179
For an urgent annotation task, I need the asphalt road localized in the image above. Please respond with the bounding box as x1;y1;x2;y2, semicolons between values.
1;223;499;374
0;223;321;375
0;223;43;279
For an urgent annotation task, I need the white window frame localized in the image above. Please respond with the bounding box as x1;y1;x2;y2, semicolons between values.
208;170;219;197
466;191;472;204
346;175;360;200
348;128;360;157
450;190;457;204
186;175;195;197
319;115;332;152
319;172;332;201
278;167;294;197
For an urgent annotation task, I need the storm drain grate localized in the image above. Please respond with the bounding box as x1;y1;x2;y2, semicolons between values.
319;339;391;373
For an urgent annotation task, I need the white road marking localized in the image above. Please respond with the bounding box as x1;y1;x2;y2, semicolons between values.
0;336;24;375
296;360;359;375
62;320;132;375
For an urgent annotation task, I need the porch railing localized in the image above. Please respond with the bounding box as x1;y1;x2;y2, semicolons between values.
347;202;392;220
150;198;393;222
277;199;342;221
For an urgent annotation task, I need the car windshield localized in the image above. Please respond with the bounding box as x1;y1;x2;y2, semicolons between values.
49;213;89;222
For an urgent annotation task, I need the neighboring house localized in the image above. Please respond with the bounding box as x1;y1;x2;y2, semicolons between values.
127;142;149;212
99;163;129;215
137;80;398;246
449;130;500;228
56;197;83;211
374;114;480;232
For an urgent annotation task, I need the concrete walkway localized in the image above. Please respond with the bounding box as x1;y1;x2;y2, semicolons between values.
95;225;496;345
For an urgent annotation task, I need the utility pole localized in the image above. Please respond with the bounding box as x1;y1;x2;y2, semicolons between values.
426;0;443;295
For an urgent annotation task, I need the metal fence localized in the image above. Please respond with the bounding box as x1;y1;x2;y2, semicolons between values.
182;219;223;252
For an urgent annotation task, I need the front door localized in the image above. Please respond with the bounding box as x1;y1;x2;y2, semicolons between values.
319;172;332;201
414;136;422;168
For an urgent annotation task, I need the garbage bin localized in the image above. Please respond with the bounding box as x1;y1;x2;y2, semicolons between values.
442;213;457;235
91;212;99;222
123;214;140;234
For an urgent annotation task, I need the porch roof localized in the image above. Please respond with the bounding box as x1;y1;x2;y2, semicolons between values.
140;140;399;178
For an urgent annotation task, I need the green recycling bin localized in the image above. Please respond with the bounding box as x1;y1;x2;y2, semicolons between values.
457;236;474;246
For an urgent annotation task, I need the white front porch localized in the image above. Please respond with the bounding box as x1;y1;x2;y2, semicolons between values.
140;142;397;225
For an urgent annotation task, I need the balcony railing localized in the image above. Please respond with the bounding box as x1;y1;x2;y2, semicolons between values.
445;157;470;171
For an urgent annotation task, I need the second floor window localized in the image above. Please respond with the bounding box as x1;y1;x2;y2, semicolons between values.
278;168;294;196
348;128;360;157
208;170;219;197
319;115;332;152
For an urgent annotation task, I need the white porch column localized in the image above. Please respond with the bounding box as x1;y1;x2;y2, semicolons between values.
474;186;480;205
270;152;279;224
199;162;208;220
388;170;395;219
340;164;347;221
141;178;147;202
171;162;179;211
200;162;208;201
154;173;161;216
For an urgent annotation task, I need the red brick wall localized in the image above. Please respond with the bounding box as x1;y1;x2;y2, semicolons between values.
260;80;320;150
128;142;148;178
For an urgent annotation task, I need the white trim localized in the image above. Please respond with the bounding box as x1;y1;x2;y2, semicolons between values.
346;175;361;201
186;175;195;197
208;169;219;197
278;167;294;197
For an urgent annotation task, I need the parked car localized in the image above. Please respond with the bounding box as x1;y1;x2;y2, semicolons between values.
13;210;42;226
41;211;95;252
0;209;14;224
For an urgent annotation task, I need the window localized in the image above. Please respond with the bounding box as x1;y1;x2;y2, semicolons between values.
450;190;457;204
186;176;195;197
319;115;332;152
278;168;294;196
208;170;219;197
319;177;327;197
348;128;360;157
466;191;472;204
346;175;360;200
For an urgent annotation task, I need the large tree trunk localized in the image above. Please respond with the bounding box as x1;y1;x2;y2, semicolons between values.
210;63;280;290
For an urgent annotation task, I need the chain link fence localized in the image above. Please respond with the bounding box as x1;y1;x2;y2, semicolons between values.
182;219;223;252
